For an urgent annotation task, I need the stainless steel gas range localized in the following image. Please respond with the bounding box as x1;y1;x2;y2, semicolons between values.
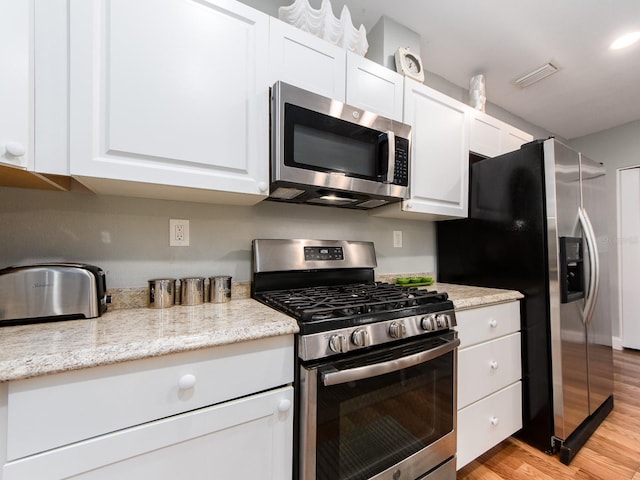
252;239;459;480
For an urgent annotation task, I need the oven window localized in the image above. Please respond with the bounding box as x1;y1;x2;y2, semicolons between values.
285;104;385;180
314;349;454;480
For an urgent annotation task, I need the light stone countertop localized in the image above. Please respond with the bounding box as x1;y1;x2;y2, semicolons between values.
0;281;521;383
433;282;524;310
0;299;298;382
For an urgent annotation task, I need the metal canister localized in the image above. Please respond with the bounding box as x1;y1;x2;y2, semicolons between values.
180;277;205;306
210;276;232;303
148;278;176;309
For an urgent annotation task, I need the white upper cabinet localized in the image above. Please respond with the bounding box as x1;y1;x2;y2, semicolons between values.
345;52;403;122
269;19;404;120
373;79;469;220
0;0;32;170
469;109;533;158
68;0;270;204
269;18;346;102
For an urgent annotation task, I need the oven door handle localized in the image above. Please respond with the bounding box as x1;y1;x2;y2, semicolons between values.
321;337;460;387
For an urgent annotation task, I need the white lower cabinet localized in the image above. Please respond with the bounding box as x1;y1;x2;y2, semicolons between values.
3;386;293;480
1;335;294;480
457;382;522;469
455;301;522;470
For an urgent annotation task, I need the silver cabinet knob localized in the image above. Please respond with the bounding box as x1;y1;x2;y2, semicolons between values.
351;328;369;347
389;321;407;339
329;334;349;353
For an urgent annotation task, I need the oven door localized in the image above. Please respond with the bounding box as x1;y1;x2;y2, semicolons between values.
299;332;459;480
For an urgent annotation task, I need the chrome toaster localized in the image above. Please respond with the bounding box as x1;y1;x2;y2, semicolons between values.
0;263;108;326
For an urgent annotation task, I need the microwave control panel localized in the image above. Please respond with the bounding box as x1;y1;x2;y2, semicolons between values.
393;137;410;186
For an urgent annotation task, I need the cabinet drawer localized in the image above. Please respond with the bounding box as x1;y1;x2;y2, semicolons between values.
457;382;522;470
7;335;293;460
456;301;520;348
458;332;521;408
4;386;293;480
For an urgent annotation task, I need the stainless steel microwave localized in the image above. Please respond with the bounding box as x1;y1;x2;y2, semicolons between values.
269;81;412;209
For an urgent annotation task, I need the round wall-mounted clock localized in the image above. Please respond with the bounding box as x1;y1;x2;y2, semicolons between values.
394;47;424;82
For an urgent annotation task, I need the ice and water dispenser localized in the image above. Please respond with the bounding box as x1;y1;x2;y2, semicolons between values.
559;237;585;303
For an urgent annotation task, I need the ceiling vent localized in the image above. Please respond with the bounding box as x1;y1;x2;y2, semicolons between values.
514;62;559;88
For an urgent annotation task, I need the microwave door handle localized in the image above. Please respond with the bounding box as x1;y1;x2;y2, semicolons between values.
385;130;395;183
321;337;460;386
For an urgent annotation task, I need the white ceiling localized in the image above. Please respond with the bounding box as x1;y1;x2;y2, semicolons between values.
296;0;640;140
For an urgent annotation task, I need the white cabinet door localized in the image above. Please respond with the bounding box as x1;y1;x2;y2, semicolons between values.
502;123;533;154
457;382;522;469
345;52;403;121
68;0;270;203
3;386;293;480
401;79;469;219
469;111;502;158
269;17;346;101
458;332;521;409
0;0;32;170
470;110;533;158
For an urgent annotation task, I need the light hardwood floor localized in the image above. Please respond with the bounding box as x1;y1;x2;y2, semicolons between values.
457;348;640;480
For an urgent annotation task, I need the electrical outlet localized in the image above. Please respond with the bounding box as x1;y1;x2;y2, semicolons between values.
170;219;190;247
393;230;403;248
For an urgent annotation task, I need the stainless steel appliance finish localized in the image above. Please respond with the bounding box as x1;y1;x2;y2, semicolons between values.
0;263;108;325
253;239;377;273
437;138;614;465
270;81;412;209
543;140;614;448
252;239;458;480
299;332;458;480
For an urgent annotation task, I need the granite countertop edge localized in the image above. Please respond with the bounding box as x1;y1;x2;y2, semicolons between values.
0;281;522;383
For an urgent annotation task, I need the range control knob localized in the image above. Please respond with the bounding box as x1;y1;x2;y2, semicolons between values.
351;328;369;347
329;334;349;353
421;315;436;331
389;321;407;339
436;314;451;329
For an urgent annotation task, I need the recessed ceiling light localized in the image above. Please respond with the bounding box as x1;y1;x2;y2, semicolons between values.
610;31;640;50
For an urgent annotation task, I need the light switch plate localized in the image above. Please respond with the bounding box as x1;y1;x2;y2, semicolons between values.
393;230;403;248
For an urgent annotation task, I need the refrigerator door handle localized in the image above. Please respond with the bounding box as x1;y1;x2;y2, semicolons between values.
578;206;600;326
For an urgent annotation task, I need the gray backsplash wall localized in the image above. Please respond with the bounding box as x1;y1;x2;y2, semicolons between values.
0;187;435;288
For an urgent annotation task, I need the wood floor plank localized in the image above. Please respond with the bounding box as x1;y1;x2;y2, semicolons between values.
457;348;640;480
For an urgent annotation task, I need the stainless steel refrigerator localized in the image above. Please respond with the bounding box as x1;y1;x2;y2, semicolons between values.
437;138;614;464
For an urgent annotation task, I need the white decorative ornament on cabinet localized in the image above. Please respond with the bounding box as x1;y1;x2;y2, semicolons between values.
278;0;369;56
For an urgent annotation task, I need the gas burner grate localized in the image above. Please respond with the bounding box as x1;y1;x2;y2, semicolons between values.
259;282;449;322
